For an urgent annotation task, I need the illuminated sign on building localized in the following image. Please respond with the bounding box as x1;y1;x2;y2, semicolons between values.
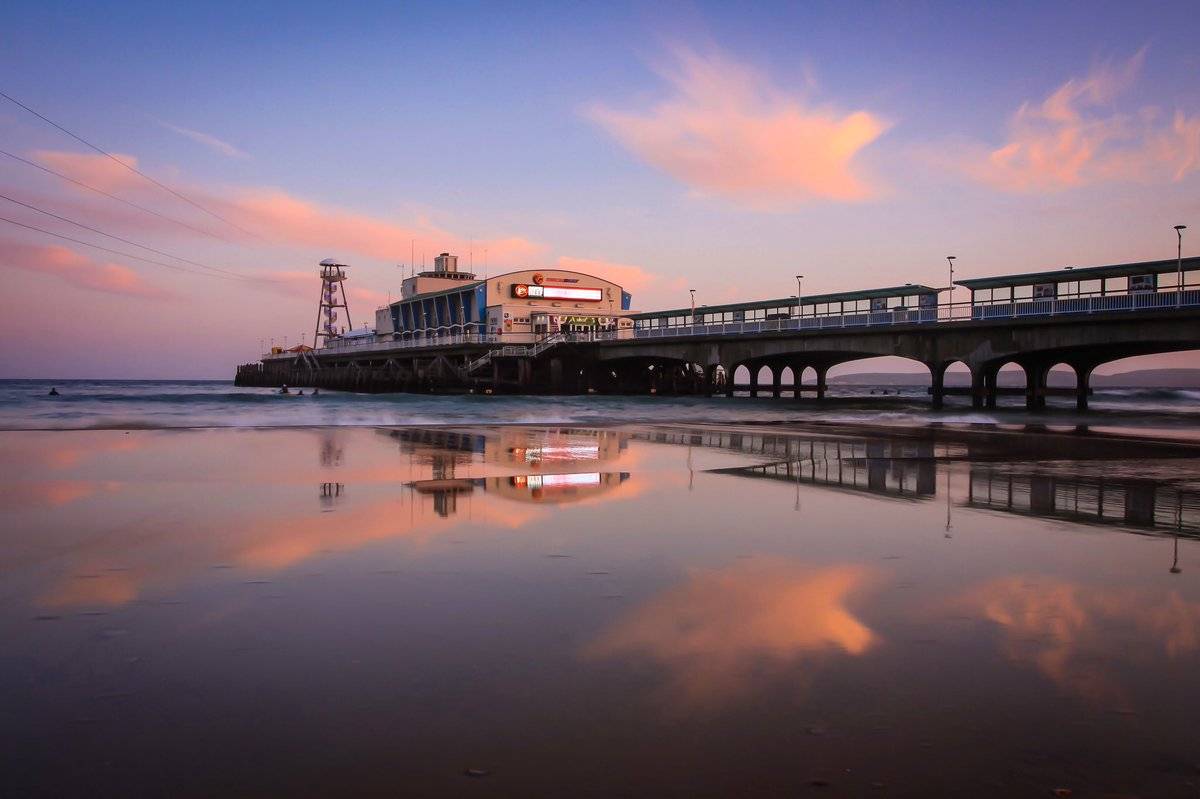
512;284;603;301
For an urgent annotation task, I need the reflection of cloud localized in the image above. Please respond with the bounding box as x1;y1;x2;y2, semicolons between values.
0;480;121;511
965;576;1200;705
588;47;889;207
583;559;878;708
956;52;1200;191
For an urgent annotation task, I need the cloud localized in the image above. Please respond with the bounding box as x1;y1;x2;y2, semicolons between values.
554;255;684;306
226;188;545;266
30;149;548;271
962;52;1200;191
587;47;890;208
158;120;249;159
0;239;176;299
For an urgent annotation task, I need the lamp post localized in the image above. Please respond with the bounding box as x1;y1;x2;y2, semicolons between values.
946;256;956;315
795;275;804;319
689;288;696;324
1176;225;1188;308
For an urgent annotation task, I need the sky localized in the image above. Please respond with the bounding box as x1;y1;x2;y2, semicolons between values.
1;0;1198;378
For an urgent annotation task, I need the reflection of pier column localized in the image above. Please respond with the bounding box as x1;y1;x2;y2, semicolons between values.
1124;483;1156;527
1030;475;1055;515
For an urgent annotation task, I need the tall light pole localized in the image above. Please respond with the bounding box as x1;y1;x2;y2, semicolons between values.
946;256;956;312
1176;225;1187;308
795;275;804;318
689;288;696;321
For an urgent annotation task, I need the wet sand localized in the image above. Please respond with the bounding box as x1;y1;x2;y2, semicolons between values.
2;423;1199;797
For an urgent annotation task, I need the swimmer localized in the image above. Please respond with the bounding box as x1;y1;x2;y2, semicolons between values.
48;387;59;396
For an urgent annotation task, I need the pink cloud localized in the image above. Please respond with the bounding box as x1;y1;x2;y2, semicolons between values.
964;52;1200;191
34;149;150;194
30;149;546;269
554;255;684;304
588;47;890;207
0;239;176;300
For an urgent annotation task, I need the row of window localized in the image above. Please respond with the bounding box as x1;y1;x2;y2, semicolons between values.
634;296;935;328
393;290;480;331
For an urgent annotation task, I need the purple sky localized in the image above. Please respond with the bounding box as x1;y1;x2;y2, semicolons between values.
1;1;1197;378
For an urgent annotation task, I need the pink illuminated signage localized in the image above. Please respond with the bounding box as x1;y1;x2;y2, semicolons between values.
512;284;603;302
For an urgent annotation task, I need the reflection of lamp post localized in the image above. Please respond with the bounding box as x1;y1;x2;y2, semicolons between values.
1176;225;1187;308
944;465;953;539
795;275;804;318
1171;534;1182;574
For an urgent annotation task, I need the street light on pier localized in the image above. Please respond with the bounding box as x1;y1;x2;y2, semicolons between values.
689;288;696;323
795;275;804;318
946;256;956;311
1176;225;1188;308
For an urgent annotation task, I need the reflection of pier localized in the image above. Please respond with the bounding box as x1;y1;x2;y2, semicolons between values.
711;439;937;500
967;467;1200;535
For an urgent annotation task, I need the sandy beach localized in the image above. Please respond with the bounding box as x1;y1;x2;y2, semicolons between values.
3;422;1199;797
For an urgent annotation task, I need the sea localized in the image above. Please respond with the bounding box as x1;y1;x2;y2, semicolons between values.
3;378;1199;434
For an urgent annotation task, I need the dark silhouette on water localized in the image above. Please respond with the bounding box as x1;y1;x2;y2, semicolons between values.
47;387;58;396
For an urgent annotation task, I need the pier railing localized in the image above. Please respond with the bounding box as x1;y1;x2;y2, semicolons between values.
262;285;1200;360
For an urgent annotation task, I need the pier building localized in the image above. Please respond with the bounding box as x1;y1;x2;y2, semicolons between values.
369;252;634;347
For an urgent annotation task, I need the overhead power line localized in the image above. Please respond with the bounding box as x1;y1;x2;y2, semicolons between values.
0;192;252;280
0;214;244;280
0;147;229;242
0;88;259;239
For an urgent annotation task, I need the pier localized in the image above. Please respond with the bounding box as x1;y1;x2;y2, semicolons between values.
236;255;1200;409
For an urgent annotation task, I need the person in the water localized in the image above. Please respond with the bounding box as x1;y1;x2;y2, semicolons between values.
48;387;59;396
312;388;319;397
280;385;290;394
297;389;304;396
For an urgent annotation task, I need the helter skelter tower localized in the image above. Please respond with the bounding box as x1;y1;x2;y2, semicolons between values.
314;258;352;348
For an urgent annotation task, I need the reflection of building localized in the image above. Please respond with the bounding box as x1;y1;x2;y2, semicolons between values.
487;471;629;504
966;467;1200;535
385;427;633;518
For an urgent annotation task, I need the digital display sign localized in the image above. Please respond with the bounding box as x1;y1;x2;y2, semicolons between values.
512;284;603;301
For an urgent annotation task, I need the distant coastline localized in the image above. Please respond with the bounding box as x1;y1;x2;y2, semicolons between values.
829;368;1200;388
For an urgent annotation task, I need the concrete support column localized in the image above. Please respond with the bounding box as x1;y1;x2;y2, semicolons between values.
971;367;986;409
704;365;717;397
724;365;735;398
771;365;783;398
1024;363;1047;410
748;366;760;398
815;366;829;400
789;362;806;399
1074;363;1094;411
984;368;999;408
930;363;946;409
